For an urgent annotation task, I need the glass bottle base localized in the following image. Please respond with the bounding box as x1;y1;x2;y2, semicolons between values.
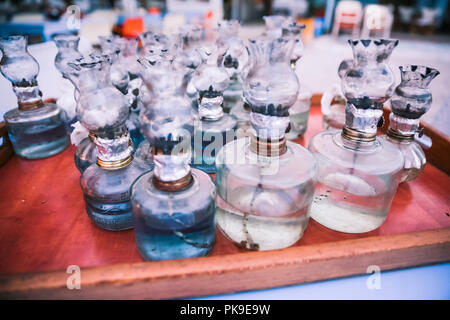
5;104;69;160
309;182;388;233
308;131;404;234
13;136;68;160
382;136;426;183
131;169;216;261
134;219;216;261
81;160;152;231
84;195;133;231
217;195;309;250
215;138;317;251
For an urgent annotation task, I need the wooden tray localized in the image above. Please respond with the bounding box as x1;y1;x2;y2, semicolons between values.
0;97;449;299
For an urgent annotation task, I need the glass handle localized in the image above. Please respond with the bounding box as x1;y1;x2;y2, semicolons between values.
414;130;432;149
321;84;341;116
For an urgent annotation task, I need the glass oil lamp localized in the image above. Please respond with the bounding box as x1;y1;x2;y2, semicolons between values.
139;30;181;58
98;35;130;94
217;21;251;134
119;37;145;148
53;33;83;131
215;37;318;251
69;55;152;231
381;65;439;182
263;15;293;39
139;31;183;102
308;39;404;234
0;35;69;159
99;36;144;148
134;51;181;164
191;45;237;173
216;20;248;114
281;21;305;69
179;24;208;110
135;32;200;165
280;21;312;139
117;37;141;81
73;36;125;173
130;58;216;261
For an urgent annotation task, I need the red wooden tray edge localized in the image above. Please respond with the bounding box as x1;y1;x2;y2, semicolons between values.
0;227;448;299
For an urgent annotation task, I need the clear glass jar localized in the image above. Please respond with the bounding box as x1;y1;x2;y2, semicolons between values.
81;154;151;231
139;30;181;58
309;131;404;233
117;37;141;81
383;132;426;183
216;37;317;251
131;61;216;260
381;65;439;182
263;15;293;39
131;168;216;260
216;20;248;113
280;20;309;139
135;51;186;160
191;45;237;173
178;24;207;111
69;55;152;230
281;20;305;68
68;54;123;173
99;36;144;148
1;35;68;159
98;35;130;94
53;34;83;130
308;39;404;233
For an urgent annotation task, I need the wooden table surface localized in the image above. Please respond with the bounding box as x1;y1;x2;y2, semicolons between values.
0;105;449;299
0;105;449;275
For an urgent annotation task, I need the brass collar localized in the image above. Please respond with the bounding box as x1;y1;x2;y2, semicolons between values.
18;100;44;111
97;155;133;170
386;128;414;142
342;126;376;143
152;172;193;192
250;135;287;157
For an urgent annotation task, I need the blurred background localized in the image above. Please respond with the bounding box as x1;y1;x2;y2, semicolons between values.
0;0;449;134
